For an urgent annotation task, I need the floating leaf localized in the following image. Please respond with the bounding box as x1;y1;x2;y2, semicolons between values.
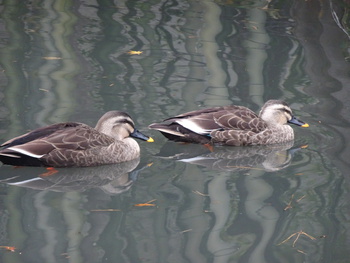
0;246;16;252
192;190;209;197
39;88;49;92
134;199;156;207
127;50;143;55
42;56;62;60
284;194;294;211
134;203;156;207
90;209;121;212
297;249;307;255
296;195;306;202
278;230;316;247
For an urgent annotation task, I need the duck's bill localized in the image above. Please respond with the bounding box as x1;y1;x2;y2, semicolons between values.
288;116;309;127
131;129;154;142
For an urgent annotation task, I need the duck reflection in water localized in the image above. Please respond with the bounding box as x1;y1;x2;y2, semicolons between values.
0;158;150;195
155;141;304;172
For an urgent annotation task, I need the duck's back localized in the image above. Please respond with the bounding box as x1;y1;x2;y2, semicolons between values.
149;105;268;145
0;123;117;167
150;100;307;146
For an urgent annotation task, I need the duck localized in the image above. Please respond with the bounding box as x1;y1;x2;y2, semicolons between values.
148;100;309;146
0;111;154;167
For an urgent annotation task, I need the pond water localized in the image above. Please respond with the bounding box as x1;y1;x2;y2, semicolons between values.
0;0;350;262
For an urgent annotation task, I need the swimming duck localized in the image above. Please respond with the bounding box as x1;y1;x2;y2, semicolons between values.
148;100;308;146
0;111;154;167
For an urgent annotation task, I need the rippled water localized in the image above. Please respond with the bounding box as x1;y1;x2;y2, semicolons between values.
0;1;350;262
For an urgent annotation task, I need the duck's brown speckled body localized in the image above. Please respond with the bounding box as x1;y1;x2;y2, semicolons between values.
149;100;308;146
0;111;153;167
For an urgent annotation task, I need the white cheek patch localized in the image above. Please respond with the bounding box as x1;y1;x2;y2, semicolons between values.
8;147;44;158
176;119;212;135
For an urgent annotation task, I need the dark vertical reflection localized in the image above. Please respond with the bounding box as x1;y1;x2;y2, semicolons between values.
92;0;127;106
0;2;32;263
0;0;28;134
290;0;350;261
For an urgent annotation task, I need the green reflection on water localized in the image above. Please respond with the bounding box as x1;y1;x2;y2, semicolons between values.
0;0;350;262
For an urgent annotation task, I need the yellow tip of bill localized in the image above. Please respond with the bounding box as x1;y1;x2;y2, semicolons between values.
301;123;309;128
147;137;154;142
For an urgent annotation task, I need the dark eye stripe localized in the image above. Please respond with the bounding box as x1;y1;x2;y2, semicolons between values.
285;109;292;115
116;118;134;128
278;107;292;115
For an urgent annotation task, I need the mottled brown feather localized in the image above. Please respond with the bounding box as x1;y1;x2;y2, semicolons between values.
149;100;307;146
0;111;152;167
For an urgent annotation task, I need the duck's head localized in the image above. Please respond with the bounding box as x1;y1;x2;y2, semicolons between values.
259;100;309;128
95;111;154;142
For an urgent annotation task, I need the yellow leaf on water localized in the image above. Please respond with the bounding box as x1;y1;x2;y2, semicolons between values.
127;50;143;55
42;56;62;60
134;199;156;207
90;209;121;212
134;203;156;207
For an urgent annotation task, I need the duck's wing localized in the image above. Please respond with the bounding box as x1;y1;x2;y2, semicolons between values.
158;105;266;134
212;105;267;133
151;107;228;136
1;123;82;148
149;106;268;145
0;122;114;160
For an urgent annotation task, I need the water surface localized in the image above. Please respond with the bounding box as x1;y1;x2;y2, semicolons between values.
0;0;350;262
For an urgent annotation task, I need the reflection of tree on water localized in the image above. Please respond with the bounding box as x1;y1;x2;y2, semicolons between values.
150;139;344;263
0;0;348;261
0;158;143;195
148;140;309;262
